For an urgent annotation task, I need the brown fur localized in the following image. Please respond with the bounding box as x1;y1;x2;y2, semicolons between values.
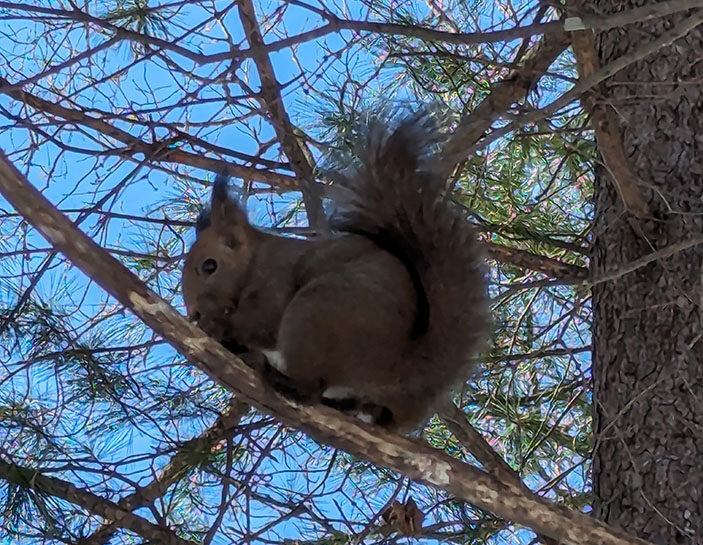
182;112;488;432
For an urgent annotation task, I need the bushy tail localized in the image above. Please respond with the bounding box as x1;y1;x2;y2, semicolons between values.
328;111;489;396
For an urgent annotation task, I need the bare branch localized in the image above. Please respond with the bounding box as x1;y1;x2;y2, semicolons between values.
0;76;298;189
589;235;703;287
569;6;650;217
439;404;563;545
441;31;571;169
1;0;698;70
236;0;325;230
79;400;250;545
485;241;587;280
0;459;196;545
468;11;703;156
482;345;590;364
439;403;522;486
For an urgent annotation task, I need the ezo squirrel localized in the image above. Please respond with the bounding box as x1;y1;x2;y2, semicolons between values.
182;111;488;433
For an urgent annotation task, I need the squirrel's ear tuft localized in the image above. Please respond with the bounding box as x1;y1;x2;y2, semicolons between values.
211;172;230;204
209;172;249;230
195;207;211;233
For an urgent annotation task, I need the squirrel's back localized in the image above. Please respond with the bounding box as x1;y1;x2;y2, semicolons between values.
328;111;489;424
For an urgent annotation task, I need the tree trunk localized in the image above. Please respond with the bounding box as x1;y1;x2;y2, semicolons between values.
591;4;703;544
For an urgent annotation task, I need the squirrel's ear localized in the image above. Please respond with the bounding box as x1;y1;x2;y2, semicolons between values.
210;173;249;230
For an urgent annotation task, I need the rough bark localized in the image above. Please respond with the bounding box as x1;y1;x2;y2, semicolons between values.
590;3;703;544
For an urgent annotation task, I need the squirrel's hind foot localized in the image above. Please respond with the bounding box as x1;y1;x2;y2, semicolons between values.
260;357;322;404
322;396;395;429
358;402;394;428
321;396;359;412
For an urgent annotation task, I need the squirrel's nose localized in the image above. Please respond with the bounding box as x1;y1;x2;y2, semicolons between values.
189;311;201;323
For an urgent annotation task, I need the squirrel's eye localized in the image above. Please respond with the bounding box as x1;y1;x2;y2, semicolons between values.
201;258;218;275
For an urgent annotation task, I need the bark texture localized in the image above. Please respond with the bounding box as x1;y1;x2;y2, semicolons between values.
590;3;703;543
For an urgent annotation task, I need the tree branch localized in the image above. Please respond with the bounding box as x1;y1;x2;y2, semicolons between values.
467;10;703;157
275;218;589;280
485;242;587;280
482;345;590;364
568;0;650;217
0;150;656;545
0;76;298;190
439;404;562;545
78;400;250;545
0;0;697;69
441;30;571;170
236;0;326;231
0;459;196;545
439;403;521;486
589;235;703;287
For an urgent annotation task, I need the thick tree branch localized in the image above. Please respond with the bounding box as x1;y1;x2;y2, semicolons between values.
0;151;655;545
568;2;650;217
0;459;195;545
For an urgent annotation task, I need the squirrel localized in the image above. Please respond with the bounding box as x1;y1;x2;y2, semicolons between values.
181;111;488;432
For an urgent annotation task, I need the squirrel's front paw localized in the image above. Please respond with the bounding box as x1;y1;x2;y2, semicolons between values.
221;339;249;354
